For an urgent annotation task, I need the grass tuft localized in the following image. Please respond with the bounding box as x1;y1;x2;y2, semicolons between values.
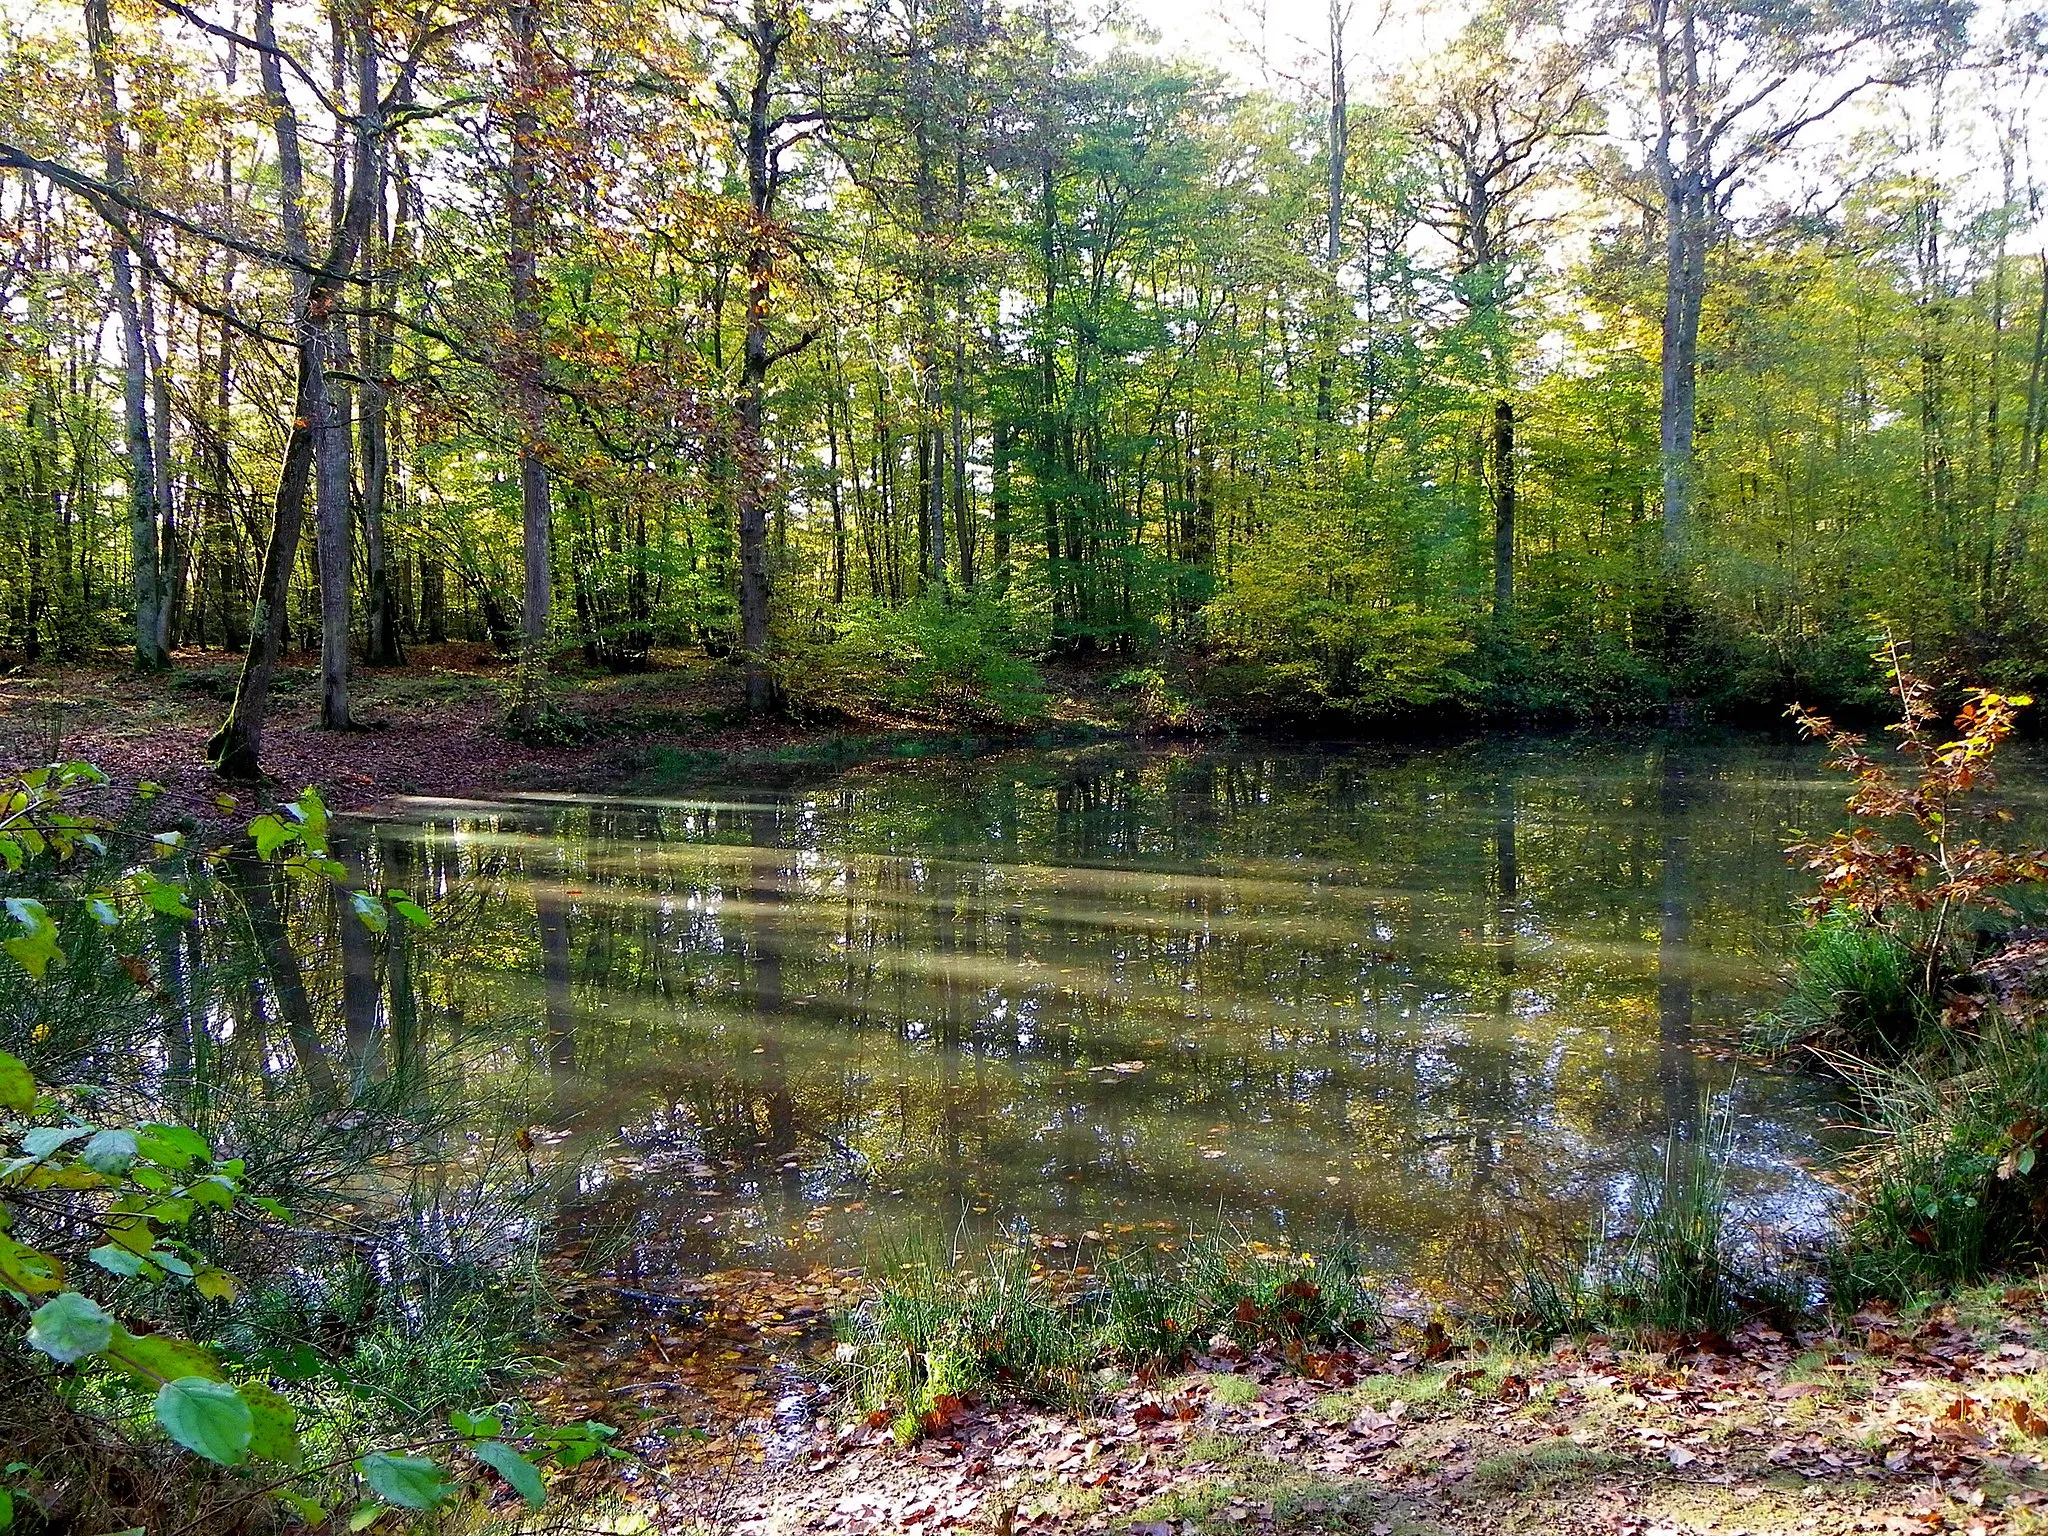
831;1228;1382;1435
1753;909;1931;1058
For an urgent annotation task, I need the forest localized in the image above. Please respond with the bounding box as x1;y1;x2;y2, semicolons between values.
9;0;2048;1531
0;0;2043;749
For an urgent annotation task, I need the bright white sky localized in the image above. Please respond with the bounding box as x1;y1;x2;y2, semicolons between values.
1117;0;1456;89
1114;0;2048;256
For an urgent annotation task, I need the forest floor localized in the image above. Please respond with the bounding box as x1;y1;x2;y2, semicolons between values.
524;1269;2048;1536
0;645;1131;827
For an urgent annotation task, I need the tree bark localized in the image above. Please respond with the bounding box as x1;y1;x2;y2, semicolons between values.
1315;0;1347;435
508;0;554;722
361;116;402;665
83;0;165;670
1491;395;1515;617
315;7;360;730
735;0;795;714
208;0;379;777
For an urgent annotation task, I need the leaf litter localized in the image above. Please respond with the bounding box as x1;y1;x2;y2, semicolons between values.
524;1261;2048;1536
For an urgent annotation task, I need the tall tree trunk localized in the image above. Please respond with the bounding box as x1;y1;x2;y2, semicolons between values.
315;5;358;730
1316;0;1347;435
1491;396;1515;617
735;0;795;714
140;265;180;655
208;0;379;777
1654;0;1708;555
826;380;847;603
361;107;402;665
991;415;1012;590
508;0;554;723
83;0;165;670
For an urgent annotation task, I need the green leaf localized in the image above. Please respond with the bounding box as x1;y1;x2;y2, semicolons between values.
136;1124;211;1169
474;1441;545;1508
27;1291;114;1363
135;874;195;920
349;891;389;933
0;1050;32;1112
288;787;330;843
105;1327;223;1384
21;1126;87;1161
89;1243;146;1277
3;898;60;980
347;1504;386;1532
193;1266;238;1302
247;814;299;861
0;1235;63;1294
360;1453;452;1510
450;1408;503;1439
236;1381;301;1464
389;894;433;929
0;1485;13;1531
85;897;120;927
155;1376;253;1465
80;1128;139;1175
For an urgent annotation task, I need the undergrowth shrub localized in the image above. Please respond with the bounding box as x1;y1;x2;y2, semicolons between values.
1775;642;2048;1300
783;591;1048;726
1204;503;1476;723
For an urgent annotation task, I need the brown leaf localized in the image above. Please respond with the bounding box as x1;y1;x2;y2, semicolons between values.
2006;1398;2048;1437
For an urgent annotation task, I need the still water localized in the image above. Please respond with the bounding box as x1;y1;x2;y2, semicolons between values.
340;730;1872;1294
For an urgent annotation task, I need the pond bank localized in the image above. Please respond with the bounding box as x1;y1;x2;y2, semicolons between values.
0;648;1139;833
534;1264;2048;1536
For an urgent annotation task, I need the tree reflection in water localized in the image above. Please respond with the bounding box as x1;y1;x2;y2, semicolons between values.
268;734;1896;1292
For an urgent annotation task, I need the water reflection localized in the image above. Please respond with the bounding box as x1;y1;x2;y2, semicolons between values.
276;731;1884;1294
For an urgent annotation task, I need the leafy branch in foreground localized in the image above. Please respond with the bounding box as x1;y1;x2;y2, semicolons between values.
0;762;619;1523
1786;637;2048;1000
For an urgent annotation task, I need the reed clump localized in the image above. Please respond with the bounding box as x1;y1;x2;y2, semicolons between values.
830;1230;1380;1440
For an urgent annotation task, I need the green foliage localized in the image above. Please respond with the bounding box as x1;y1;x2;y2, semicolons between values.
1753;908;1930;1057
1207;505;1476;722
832;1230;1381;1437
0;763;617;1524
1832;1016;2048;1303
786;590;1049;726
154;1377;255;1465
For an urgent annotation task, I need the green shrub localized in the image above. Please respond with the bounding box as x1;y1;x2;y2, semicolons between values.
1753;908;1932;1059
1204;505;1476;723
785;591;1048;726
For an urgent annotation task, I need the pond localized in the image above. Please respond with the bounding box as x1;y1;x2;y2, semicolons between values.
335;729;1879;1297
